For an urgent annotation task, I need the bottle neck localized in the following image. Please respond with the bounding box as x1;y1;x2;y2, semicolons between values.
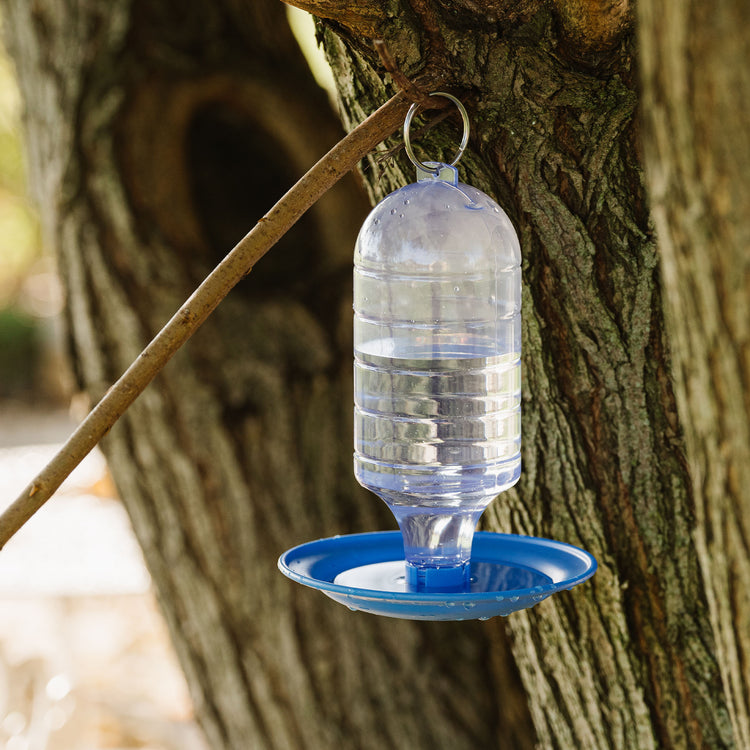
416;161;458;185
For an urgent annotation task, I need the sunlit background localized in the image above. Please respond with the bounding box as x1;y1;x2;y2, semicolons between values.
0;8;333;749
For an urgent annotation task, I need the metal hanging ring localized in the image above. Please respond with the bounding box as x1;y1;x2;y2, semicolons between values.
403;92;470;173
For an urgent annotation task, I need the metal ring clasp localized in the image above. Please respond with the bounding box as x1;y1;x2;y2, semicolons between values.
403;92;470;173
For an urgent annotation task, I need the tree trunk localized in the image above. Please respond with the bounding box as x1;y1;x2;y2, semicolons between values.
2;0;531;748
638;1;750;746
297;0;745;747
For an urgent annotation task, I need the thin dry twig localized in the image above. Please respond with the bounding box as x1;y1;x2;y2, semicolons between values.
0;88;420;550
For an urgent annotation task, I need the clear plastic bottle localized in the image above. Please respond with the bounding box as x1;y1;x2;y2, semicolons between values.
354;163;521;591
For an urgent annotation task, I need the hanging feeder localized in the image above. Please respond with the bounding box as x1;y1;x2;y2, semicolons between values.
279;93;596;620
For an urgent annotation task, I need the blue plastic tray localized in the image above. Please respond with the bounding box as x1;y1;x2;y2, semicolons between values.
278;531;596;621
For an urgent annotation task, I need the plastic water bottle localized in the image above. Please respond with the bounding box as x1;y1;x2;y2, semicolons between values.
354;162;521;591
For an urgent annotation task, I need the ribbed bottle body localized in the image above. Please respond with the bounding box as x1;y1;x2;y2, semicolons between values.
353;177;521;513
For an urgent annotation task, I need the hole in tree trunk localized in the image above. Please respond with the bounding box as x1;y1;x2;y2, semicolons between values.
187;103;321;294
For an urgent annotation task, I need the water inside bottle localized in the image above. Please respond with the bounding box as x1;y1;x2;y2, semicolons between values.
354;337;521;503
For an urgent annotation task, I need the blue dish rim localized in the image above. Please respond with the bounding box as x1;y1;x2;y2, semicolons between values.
278;530;597;603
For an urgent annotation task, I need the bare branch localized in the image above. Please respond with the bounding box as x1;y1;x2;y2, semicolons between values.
282;0;386;38
0;89;416;549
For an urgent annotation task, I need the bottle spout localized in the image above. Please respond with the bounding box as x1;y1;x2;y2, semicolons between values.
387;506;482;592
405;559;471;592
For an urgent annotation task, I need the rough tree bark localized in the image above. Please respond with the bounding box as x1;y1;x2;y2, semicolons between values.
290;0;748;747
638;1;750;746
3;0;531;748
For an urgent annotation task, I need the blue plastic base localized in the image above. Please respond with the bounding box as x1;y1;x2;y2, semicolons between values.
278;531;597;621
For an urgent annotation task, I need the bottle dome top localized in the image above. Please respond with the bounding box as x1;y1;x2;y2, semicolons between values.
355;168;521;273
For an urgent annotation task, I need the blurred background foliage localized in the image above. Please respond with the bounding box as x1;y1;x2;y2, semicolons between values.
0;22;62;403
0;41;39;302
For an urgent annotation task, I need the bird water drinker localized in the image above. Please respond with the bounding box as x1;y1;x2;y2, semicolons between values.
279;93;596;620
